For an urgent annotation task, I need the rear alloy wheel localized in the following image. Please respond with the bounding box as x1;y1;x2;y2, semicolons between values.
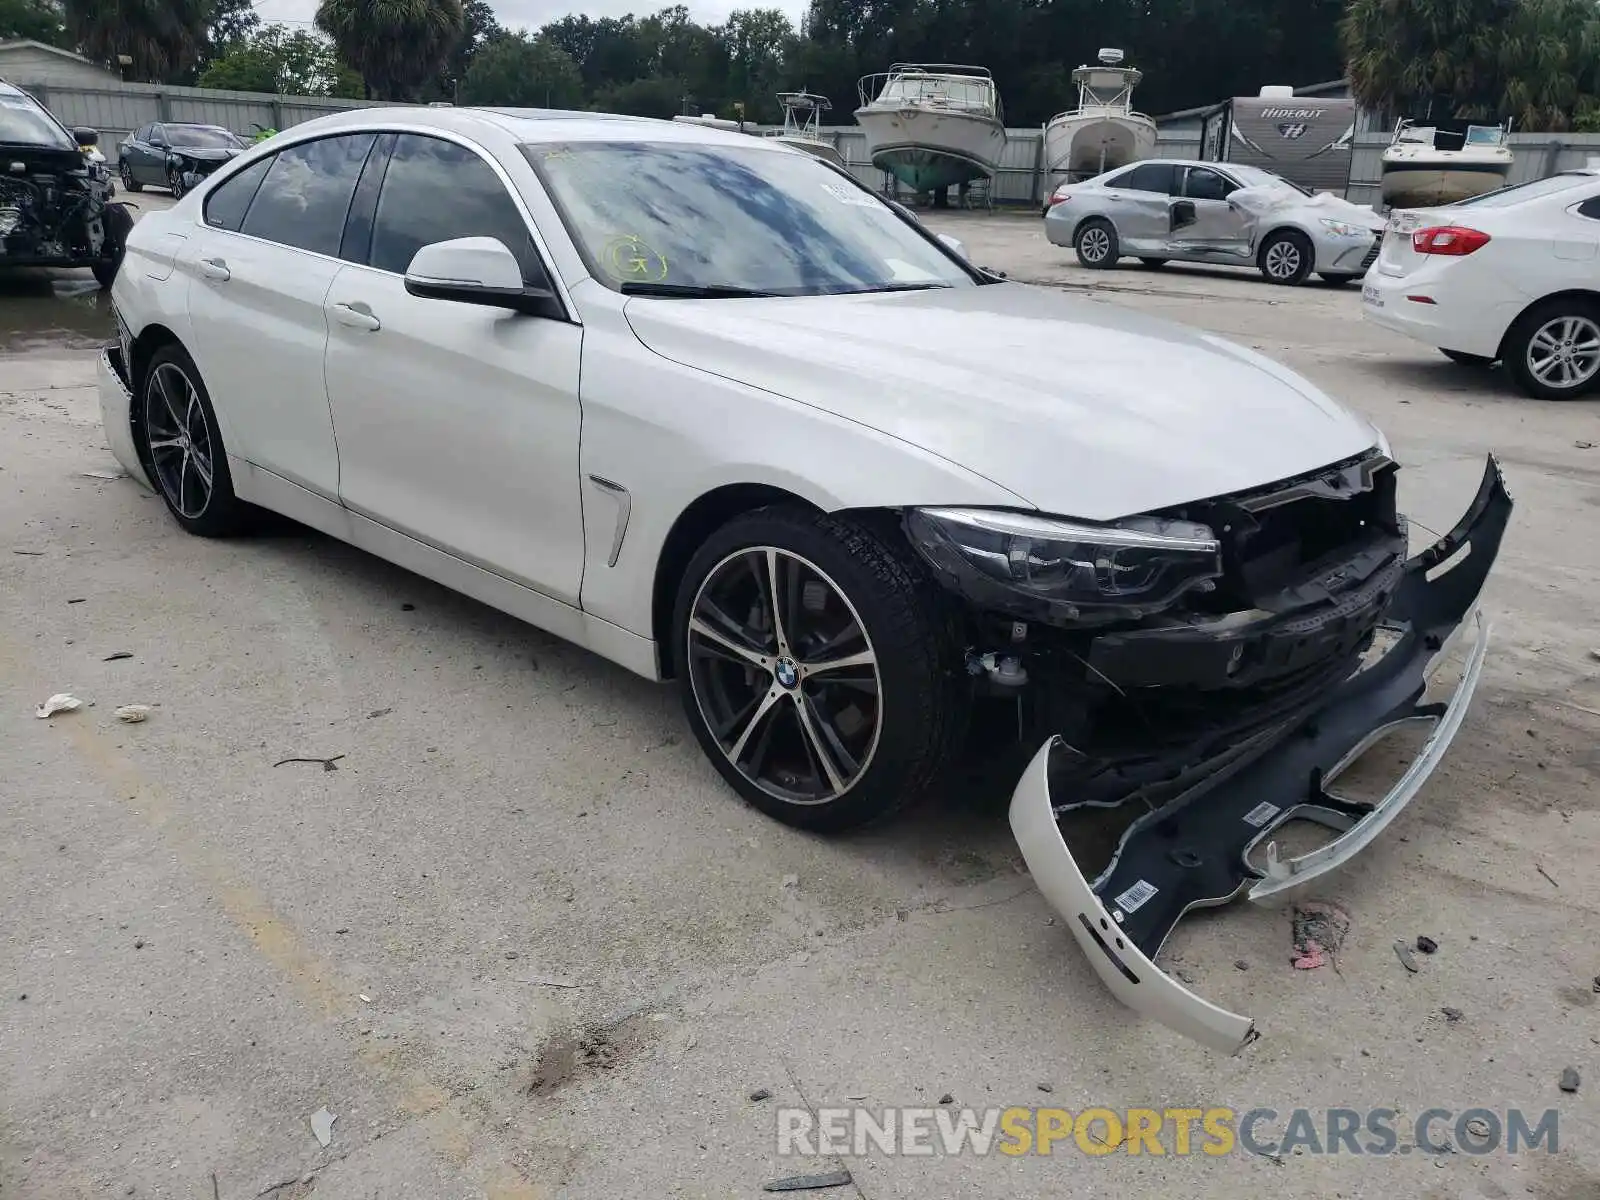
1258;230;1314;285
674;508;964;832
1074;219;1119;270
139;345;249;536
1505;300;1600;399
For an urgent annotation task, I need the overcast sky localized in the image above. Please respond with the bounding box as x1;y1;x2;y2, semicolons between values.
251;0;809;33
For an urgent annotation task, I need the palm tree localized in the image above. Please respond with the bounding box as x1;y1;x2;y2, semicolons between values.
62;0;210;82
315;0;463;100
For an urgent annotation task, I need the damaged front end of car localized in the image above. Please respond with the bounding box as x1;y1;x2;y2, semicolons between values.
906;451;1512;1053
0;144;130;277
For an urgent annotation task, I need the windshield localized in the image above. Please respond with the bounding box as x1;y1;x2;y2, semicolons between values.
169;125;243;149
1452;173;1591;208
1230;164;1310;195
0;85;74;150
524;141;975;296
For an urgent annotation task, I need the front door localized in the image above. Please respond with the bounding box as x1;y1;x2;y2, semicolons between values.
321;133;585;606
1172;166;1252;261
182;132;380;499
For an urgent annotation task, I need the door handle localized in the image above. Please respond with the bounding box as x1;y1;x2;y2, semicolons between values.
330;302;381;332
198;256;229;281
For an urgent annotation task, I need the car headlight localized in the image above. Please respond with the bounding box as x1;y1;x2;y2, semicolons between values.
1320;218;1368;238
905;507;1223;623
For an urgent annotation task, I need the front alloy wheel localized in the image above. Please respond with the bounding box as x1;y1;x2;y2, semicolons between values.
168;167;186;198
138;345;249;536
1505;300;1600;399
687;547;882;805
674;508;964;832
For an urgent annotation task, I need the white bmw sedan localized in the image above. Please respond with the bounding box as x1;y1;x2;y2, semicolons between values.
102;105;1506;960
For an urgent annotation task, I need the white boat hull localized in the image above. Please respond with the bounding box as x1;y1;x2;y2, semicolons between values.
773;134;845;168
853;106;1006;192
1380;150;1512;209
1044;112;1157;182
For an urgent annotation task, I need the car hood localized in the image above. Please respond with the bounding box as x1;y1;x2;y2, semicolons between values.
171;146;241;161
1231;185;1386;233
622;282;1382;520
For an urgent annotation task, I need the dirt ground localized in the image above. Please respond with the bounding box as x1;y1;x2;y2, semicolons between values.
3;199;1599;1199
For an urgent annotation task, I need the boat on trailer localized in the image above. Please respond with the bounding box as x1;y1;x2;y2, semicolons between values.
1381;118;1514;209
853;64;1005;196
767;91;845;167
1043;48;1157;186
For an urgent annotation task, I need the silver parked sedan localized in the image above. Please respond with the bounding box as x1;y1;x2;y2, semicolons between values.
1043;159;1385;286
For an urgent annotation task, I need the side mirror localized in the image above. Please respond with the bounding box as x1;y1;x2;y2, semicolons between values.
404;237;561;318
936;232;968;259
74;127;99;146
1170;200;1197;232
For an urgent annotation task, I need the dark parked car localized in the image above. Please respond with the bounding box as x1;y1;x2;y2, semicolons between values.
0;79;130;287
118;122;245;198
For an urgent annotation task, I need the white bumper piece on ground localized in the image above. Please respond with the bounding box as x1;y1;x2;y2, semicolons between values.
1008;455;1513;1053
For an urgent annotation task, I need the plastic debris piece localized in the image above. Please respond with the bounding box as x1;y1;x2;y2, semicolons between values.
763;1170;853;1192
36;694;83;719
1560;1067;1581;1093
1416;935;1439;954
359;994;372;1003
749;1088;773;1102
1291;901;1350;970
103;651;133;662
1394;940;1419;973
114;705;151;723
82;470;126;480
309;1106;336;1148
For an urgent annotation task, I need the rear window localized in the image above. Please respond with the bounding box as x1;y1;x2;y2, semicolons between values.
1453;173;1592;208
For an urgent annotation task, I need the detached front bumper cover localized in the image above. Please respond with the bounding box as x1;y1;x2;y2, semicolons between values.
1009;454;1512;1053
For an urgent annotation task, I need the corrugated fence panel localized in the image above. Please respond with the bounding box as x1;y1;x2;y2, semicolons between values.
23;77;1600;206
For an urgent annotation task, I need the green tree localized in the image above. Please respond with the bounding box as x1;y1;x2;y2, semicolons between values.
716;8;795;122
435;0;501;100
62;0;211;81
314;0;463;100
591;73;686;118
197;23;362;97
460;31;584;108
0;0;70;46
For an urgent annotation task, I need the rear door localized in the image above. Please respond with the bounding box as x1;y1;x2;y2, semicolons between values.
1102;162;1180;248
1173;165;1252;258
321;132;585;605
181;132;380;499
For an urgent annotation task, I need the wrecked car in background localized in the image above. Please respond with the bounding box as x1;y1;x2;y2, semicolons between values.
0;79;131;287
1045;158;1385;285
101;108;1511;1055
117;122;245;198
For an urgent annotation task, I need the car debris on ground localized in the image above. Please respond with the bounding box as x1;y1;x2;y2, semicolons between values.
35;694;83;718
762;1170;853;1192
308;1106;337;1148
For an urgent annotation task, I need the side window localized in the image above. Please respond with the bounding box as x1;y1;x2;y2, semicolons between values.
1576;196;1600;221
239;133;377;256
151;124;166;145
367;133;541;281
1123;163;1178;194
1185;167;1235;202
203;156;274;231
135;124;152;142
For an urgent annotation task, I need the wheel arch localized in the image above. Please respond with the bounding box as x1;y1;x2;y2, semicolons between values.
651;482;822;677
1497;289;1600;359
126;324;184;472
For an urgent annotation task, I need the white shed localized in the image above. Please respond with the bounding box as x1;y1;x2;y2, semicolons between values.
0;40;121;88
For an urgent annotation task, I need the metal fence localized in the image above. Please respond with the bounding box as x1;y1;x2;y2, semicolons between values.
15;75;1600;208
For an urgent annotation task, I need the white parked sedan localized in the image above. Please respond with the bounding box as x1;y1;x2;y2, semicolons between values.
1362;169;1600;398
104;107;1511;1050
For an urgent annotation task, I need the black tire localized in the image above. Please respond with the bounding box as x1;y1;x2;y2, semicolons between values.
120;160;142;192
672;506;965;833
1258;230;1314;286
168;167;186;199
1441;348;1493;367
1317;273;1359;286
92;203;133;289
1503;297;1600;400
1138;258;1168;269
136;344;250;536
1073;218;1119;270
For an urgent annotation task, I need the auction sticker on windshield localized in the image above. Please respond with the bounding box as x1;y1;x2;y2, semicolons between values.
821;181;881;208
